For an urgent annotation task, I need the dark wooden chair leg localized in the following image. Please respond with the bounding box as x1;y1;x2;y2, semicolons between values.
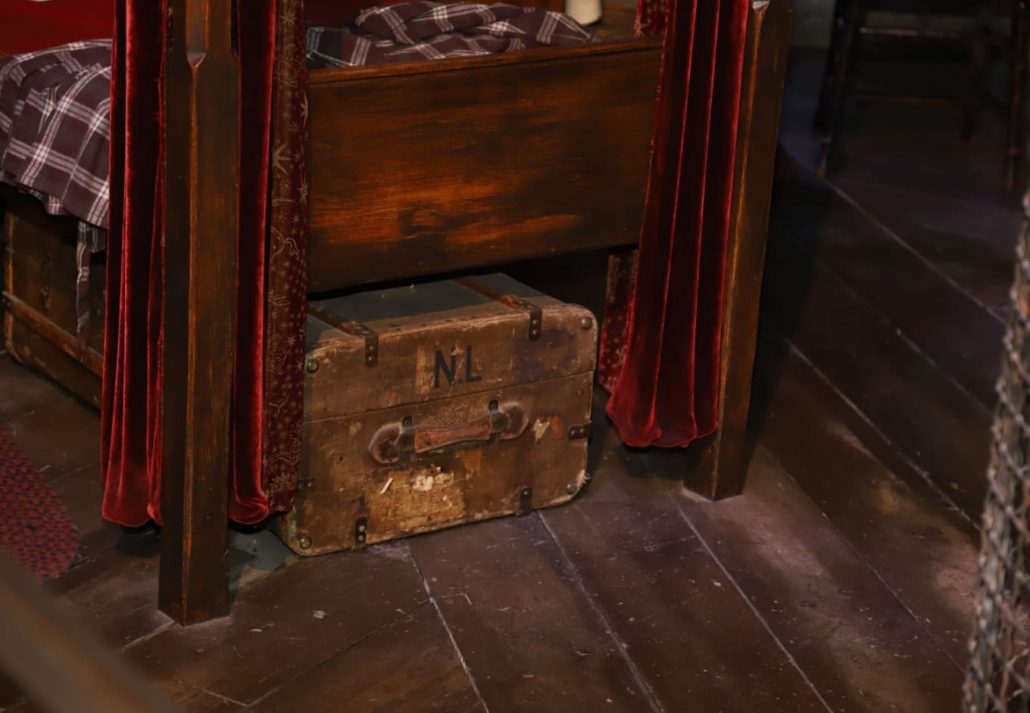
1005;0;1029;192
963;27;989;141
815;0;848;130
816;0;864;177
688;0;791;500
158;0;240;625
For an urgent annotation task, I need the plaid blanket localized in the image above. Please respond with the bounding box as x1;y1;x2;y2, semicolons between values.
306;1;596;68
0;40;110;343
0;40;111;229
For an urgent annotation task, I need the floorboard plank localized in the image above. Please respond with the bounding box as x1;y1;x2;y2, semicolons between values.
0;356;68;425
55;536;169;649
834;176;1018;318
48;464;123;562
761;229;993;517
752;334;980;664
676;447;964;713
539;426;830;713
122;543;461;709
3;394;100;479
409;513;655;713
251;601;483;713
770;156;1003;408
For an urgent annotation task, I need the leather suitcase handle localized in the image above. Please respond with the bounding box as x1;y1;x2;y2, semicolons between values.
369;401;527;464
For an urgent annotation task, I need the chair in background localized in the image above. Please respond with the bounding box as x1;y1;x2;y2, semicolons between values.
815;0;1029;191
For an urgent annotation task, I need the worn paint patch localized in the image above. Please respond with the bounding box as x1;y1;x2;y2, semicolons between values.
411;464;455;492
532;417;551;442
414;346;433;396
550;414;566;438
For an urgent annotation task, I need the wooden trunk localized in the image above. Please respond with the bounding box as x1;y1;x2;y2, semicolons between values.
1;188;104;407
275;274;597;555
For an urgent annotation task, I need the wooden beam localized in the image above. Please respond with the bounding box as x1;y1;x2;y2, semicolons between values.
159;0;239;624
687;0;792;499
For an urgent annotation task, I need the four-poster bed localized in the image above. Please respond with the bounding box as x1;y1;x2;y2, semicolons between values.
1;0;791;623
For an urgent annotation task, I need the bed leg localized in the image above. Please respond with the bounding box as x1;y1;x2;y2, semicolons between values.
687;0;791;501
158;0;240;624
158;460;231;625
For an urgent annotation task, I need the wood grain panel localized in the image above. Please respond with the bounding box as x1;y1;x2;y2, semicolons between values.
306;42;660;293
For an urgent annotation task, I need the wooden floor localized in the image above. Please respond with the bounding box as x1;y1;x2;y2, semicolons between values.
0;47;1021;711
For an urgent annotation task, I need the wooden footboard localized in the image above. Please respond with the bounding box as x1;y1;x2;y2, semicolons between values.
1;0;788;628
306;40;661;293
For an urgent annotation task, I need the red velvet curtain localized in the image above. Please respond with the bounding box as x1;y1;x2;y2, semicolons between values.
102;0;306;526
602;0;750;448
101;0;166;525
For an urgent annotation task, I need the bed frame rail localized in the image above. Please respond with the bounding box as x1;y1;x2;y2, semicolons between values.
306;41;662;293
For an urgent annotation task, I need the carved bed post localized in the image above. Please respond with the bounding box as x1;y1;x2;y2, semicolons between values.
159;0;240;624
689;0;791;499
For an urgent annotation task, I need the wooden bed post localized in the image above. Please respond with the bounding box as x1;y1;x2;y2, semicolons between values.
159;0;240;624
687;0;791;500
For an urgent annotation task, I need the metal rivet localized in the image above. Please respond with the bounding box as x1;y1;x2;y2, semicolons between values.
298;535;312;550
306;358;319;374
566;482;578;495
580;317;593;330
517;486;533;516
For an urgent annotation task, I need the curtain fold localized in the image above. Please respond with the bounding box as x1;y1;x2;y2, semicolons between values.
100;0;166;525
230;0;277;523
603;0;750;448
102;0;307;526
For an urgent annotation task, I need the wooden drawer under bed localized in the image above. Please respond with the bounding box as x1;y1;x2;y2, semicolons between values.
1;188;104;407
